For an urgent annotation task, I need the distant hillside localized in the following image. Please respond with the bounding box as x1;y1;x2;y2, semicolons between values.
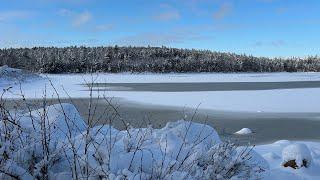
0;46;320;73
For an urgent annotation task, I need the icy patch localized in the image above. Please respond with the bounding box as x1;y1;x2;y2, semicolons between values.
234;128;252;135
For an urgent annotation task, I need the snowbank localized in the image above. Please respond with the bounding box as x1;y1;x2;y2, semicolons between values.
234;128;253;135
1;102;320;179
0;65;41;86
0;103;268;179
18;103;87;141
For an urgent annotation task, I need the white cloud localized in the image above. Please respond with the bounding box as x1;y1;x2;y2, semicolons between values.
72;11;92;27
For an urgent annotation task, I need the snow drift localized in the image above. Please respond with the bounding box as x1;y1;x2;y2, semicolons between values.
0;103;268;179
0;65;41;87
0;102;319;179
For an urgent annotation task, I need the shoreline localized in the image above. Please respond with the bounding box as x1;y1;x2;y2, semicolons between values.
4;97;320;145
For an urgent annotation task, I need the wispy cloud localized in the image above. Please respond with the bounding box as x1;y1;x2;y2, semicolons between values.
115;33;181;46
154;3;181;21
154;11;180;21
93;23;114;32
114;31;211;46
57;8;73;17
0;25;102;48
57;8;114;32
0;10;34;22
257;0;277;3
72;11;92;27
57;9;92;27
276;7;289;14
254;40;286;47
213;3;232;20
271;40;286;47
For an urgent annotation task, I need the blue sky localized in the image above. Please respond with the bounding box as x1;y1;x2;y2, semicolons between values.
0;0;319;57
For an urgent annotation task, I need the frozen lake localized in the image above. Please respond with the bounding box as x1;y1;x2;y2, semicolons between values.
5;97;320;145
3;72;320;144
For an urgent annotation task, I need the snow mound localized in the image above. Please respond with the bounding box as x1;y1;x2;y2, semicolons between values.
263;152;281;160
158;120;221;144
0;65;41;86
18;103;87;142
0;104;268;179
235;128;253;135
274;140;292;146
282;143;312;169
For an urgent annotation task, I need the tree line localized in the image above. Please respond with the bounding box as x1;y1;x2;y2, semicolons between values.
0;46;320;73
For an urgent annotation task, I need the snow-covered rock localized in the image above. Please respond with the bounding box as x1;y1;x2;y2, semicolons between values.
255;141;320;179
234;128;253;135
282;143;312;169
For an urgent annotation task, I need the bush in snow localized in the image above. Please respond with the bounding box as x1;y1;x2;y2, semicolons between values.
0;95;87;179
282;143;312;169
193;142;268;179
0;91;267;179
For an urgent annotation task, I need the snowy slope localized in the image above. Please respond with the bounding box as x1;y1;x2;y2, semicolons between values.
0;65;41;86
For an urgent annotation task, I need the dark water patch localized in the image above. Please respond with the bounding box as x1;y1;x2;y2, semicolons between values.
85;81;320;92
